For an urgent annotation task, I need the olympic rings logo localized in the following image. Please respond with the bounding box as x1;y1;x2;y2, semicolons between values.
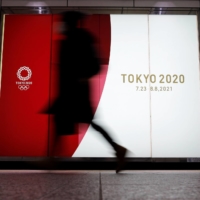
17;66;32;81
18;85;30;90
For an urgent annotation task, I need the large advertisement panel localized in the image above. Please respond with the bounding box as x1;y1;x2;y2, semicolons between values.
0;14;200;158
0;15;51;156
73;15;200;157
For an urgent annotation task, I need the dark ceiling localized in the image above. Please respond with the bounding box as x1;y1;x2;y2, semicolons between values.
1;6;199;15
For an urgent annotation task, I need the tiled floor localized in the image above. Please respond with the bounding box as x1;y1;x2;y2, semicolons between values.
0;170;200;200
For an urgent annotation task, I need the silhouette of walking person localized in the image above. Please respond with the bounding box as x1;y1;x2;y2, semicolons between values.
50;11;127;173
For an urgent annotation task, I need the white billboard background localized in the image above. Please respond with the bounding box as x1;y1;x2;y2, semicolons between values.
73;15;200;158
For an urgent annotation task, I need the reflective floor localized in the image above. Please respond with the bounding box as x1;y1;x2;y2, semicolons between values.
0;170;200;200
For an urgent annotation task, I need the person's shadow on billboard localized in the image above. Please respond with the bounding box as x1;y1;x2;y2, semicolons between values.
48;11;127;173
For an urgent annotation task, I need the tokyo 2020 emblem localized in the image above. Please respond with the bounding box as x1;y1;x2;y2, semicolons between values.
17;66;32;81
16;66;33;91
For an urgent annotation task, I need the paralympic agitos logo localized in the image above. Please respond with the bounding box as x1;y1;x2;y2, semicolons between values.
16;66;33;91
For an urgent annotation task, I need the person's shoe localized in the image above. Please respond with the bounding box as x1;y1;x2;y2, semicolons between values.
114;144;127;173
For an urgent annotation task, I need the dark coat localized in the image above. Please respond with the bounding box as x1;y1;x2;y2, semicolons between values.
49;28;100;135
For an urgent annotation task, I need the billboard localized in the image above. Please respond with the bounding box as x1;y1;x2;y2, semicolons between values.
0;14;200;158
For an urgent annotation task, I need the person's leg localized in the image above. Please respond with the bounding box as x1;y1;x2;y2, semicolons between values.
91;121;117;151
91;121;127;173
